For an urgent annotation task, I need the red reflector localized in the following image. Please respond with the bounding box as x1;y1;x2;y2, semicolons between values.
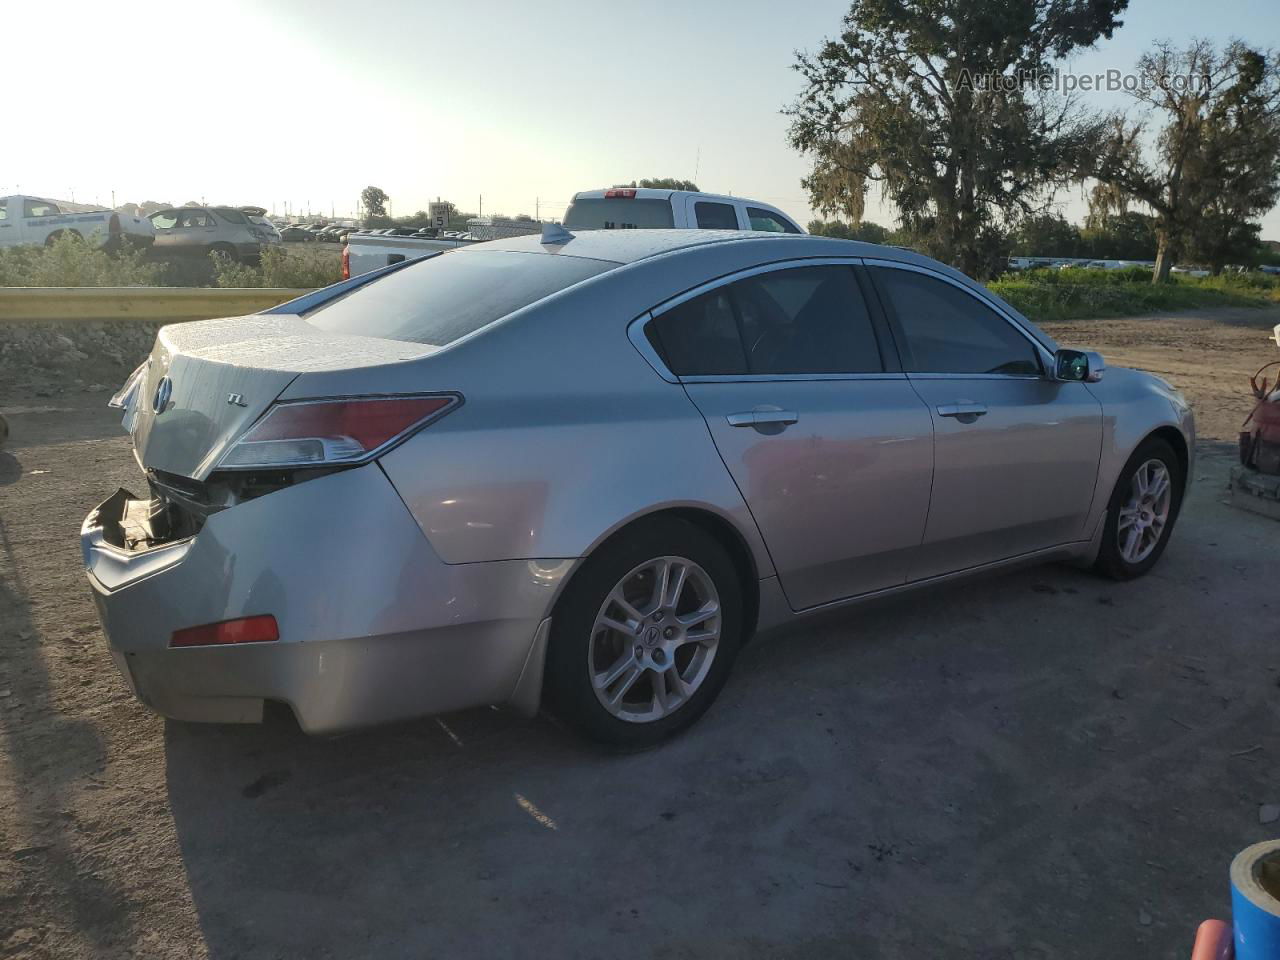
604;188;636;199
244;396;454;450
171;615;279;648
341;244;350;280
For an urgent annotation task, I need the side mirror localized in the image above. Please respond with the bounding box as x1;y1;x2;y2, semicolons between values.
1053;348;1105;383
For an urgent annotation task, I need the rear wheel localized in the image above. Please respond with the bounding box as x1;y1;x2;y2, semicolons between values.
1094;437;1183;580
209;242;238;264
545;517;742;747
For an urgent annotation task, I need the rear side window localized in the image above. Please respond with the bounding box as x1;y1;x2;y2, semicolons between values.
733;267;881;374
213;206;248;224
563;198;675;230
872;267;1041;375
648;289;747;376
304;250;613;346
746;207;801;234
694;202;739;229
647;265;881;377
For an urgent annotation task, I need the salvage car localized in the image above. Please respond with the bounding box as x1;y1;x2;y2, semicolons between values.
149;206;262;263
83;229;1194;746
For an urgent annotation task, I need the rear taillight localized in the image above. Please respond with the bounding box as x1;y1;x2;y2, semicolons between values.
171;614;279;648
216;394;461;470
108;213;121;234
604;188;637;199
341;244;350;279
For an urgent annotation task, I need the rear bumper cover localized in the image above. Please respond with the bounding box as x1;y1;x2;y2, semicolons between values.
82;464;575;733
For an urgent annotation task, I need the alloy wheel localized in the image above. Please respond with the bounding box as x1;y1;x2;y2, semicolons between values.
1117;458;1172;564
588;556;722;723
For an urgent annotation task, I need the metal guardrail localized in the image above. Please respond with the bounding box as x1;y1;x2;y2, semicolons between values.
0;287;313;323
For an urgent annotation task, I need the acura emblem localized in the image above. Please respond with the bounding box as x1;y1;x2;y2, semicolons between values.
153;376;172;414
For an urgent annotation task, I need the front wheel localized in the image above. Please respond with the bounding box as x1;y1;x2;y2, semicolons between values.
545;517;742;748
1094;437;1184;580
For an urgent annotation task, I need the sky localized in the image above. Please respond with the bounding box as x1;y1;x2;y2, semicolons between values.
8;0;1280;236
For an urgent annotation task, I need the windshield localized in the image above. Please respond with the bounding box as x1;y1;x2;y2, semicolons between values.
563;197;674;230
213;206;248;224
303;250;614;345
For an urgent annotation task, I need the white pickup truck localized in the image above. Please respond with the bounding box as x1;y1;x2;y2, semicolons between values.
341;189;805;278
0;195;155;250
563;187;804;233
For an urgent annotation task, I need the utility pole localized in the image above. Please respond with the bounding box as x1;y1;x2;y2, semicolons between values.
111;190;115;208
536;197;540;221
479;194;483;218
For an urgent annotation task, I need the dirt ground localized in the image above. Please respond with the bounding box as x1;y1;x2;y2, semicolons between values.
1;306;1279;959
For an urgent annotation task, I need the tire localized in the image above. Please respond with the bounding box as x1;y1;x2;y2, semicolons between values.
45;230;81;246
1094;437;1184;580
209;243;238;264
545;517;743;748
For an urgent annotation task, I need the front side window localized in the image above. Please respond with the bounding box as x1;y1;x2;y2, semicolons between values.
150;210;177;229
647;265;881;377
304;250;613;346
872;267;1041;376
694;201;739;229
746;207;801;234
24;199;59;218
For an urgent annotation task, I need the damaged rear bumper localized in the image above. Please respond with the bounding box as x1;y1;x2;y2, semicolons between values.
81;465;575;733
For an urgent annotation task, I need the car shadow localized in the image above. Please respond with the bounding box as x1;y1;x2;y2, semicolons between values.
0;504;124;953
0;451;20;486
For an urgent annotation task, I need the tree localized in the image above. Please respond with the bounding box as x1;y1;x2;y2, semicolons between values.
787;0;1126;278
807;219;891;243
1079;211;1158;260
1091;41;1280;282
1009;213;1082;257
361;185;389;219
616;178;701;191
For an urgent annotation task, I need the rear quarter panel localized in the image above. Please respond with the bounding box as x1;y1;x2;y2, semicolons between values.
362;247;792;573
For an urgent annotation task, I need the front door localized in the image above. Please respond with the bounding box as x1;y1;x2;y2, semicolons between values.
645;262;935;610
867;262;1103;580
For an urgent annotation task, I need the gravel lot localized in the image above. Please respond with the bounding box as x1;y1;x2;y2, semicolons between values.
1;306;1278;959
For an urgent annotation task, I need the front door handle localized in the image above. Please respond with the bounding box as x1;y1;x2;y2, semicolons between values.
936;401;988;421
727;410;799;428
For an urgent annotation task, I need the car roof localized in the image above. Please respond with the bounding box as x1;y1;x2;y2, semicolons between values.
471;228;912;267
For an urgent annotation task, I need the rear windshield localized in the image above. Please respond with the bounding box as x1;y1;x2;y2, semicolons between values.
303;250;614;345
213;206;248;224
563;197;675;230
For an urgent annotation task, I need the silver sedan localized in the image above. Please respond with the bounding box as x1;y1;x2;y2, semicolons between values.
83;230;1194;746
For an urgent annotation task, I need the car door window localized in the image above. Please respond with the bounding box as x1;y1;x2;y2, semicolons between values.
151;211;177;229
745;207;801;234
648;265;882;377
24;199;59;218
873;267;1042;376
732;266;882;374
694;201;739;229
647;288;747;376
177;210;211;228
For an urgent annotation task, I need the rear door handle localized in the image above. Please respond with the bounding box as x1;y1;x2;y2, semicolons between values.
727;410;799;428
936;402;988;419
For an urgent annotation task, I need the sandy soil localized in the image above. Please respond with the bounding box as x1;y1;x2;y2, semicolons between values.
0;306;1278;959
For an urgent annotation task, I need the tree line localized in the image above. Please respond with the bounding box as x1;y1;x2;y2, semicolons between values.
788;1;1280;282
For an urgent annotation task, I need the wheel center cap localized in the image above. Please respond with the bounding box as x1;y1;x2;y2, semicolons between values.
643;625;661;647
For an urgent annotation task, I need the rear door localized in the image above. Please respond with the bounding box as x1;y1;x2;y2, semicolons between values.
866;261;1102;579
643;261;934;610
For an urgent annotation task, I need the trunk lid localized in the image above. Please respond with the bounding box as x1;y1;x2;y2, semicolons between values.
128;313;437;480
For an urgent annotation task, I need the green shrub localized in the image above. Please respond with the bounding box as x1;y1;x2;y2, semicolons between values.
213;246;341;289
0;233;167;286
